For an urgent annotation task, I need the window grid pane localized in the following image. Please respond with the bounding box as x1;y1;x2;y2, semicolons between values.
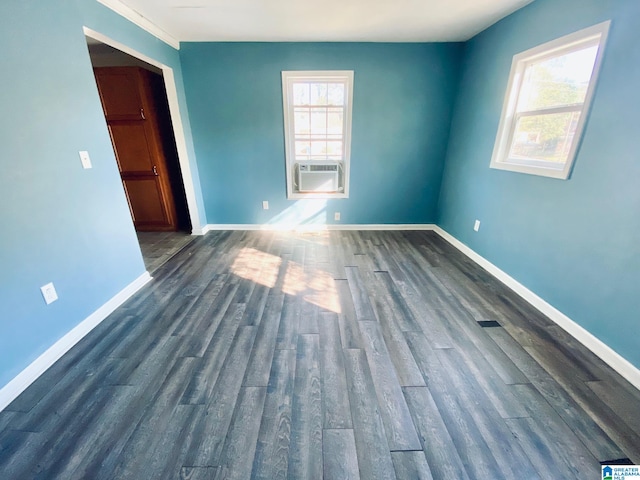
292;81;346;161
293;109;310;135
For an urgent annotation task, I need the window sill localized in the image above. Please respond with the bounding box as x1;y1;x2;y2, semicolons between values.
288;192;349;200
490;159;569;179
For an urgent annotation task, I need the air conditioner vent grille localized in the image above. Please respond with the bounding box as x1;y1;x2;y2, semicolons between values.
299;163;339;172
311;164;337;172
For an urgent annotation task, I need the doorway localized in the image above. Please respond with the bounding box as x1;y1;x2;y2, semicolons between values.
84;32;198;272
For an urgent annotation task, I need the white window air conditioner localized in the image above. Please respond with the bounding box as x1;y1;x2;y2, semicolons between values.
296;162;341;193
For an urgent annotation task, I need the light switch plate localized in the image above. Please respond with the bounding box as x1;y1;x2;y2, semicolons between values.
474;220;481;232
262;201;269;210
79;151;92;169
40;282;58;305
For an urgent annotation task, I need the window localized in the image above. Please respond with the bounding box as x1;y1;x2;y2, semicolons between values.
490;21;610;179
282;71;354;198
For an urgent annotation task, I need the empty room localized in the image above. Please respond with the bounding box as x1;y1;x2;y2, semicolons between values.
1;0;639;478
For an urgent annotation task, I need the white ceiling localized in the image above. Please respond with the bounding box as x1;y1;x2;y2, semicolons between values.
112;0;534;43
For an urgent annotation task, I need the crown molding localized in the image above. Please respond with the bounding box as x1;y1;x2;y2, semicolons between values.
96;0;180;50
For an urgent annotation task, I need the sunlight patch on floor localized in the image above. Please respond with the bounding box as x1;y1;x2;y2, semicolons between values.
231;245;341;313
230;247;282;288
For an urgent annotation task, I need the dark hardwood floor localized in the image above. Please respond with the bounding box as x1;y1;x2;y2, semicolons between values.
1;230;639;479
137;231;195;274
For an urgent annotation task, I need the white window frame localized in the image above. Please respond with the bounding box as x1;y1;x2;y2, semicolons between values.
490;21;610;179
282;70;354;199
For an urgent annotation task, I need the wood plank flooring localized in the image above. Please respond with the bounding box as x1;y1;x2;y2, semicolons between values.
1;230;639;479
137;231;195;273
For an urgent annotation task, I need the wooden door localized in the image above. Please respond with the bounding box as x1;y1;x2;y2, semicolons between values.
94;67;178;231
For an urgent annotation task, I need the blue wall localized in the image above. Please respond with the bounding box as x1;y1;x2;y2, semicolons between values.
0;0;204;389
438;0;640;367
180;42;462;225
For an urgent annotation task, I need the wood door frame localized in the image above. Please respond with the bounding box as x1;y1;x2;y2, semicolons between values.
83;27;204;234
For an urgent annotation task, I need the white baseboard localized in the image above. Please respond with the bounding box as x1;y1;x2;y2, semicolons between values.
203;223;437;232
0;271;152;412
432;226;640;391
